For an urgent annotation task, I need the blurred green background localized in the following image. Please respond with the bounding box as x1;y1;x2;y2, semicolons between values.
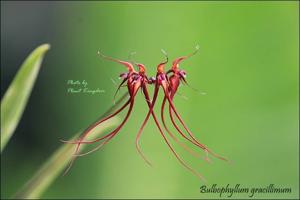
1;1;299;199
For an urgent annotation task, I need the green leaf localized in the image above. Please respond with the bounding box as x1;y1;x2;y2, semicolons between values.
1;44;50;152
13;117;119;199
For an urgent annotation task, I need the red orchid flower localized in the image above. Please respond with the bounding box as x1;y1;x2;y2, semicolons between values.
132;53;206;180
62;48;228;181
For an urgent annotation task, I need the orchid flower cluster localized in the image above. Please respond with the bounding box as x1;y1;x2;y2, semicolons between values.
62;46;228;180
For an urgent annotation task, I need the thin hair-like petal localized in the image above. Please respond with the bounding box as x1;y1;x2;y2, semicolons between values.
75;98;136;157
135;85;160;166
161;96;206;160
144;85;206;181
162;86;228;162
61;98;131;144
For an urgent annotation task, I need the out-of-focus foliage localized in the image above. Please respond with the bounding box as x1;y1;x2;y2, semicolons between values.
1;2;298;199
1;44;50;152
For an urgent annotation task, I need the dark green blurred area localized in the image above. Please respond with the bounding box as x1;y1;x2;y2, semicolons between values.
1;1;299;199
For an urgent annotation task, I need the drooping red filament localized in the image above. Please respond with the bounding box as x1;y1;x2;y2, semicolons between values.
61;98;130;145
142;83;206;181
162;46;228;162
75;95;136;157
62;52;143;175
135;85;159;166
63;84;140;175
160;96;207;161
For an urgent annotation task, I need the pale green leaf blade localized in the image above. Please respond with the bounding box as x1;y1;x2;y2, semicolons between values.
13;117;119;199
1;44;50;152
